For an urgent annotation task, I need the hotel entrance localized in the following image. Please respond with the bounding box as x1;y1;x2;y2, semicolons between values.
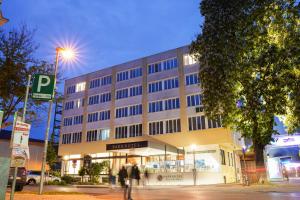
106;140;184;174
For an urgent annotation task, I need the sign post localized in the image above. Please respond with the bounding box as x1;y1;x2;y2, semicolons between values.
9;113;30;200
0;110;3;127
32;74;55;101
0;110;11;200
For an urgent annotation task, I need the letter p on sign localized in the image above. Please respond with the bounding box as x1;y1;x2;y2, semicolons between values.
32;74;55;101
37;75;51;92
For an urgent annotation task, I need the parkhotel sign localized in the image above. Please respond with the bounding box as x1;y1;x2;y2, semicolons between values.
106;141;148;150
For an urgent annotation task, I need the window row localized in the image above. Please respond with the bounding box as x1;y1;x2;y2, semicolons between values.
187;94;202;107
148;58;178;74
188;115;222;131
66;82;86;94
63;115;83;126
116;85;142;100
86;129;110;142
89;75;112;89
117;67;142;82
148;77;179;93
64;99;85;111
62;132;82;144
149;98;180;113
220;149;234;166
87;110;111;123
88;92;111;105
116;104;142;118
115;124;142;139
149;119;181;135
185;73;200;86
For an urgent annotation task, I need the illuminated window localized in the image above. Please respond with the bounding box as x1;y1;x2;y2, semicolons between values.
76;82;86;92
99;129;110;140
183;54;197;66
74;98;85;108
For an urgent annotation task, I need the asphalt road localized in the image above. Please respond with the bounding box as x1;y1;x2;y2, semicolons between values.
6;183;300;200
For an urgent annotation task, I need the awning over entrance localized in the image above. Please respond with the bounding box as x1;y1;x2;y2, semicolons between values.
106;136;183;156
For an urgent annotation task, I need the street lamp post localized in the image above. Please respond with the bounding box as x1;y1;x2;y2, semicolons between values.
39;47;69;195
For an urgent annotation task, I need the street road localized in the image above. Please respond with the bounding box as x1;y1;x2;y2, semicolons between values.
6;183;300;200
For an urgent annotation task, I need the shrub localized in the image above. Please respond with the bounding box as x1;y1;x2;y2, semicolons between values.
61;175;75;184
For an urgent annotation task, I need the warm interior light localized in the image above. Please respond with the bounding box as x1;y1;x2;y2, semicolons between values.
190;144;197;151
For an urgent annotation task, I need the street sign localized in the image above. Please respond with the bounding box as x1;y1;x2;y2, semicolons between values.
32;74;55;100
11;120;30;149
10;117;31;167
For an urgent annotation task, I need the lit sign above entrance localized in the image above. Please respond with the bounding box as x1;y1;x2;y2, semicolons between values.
106;141;148;150
271;135;300;146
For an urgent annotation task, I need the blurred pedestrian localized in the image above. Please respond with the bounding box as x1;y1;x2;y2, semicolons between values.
118;166;128;188
282;166;289;181
144;168;149;186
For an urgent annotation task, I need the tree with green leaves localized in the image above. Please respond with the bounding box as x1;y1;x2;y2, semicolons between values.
0;25;53;126
191;0;300;167
46;141;57;171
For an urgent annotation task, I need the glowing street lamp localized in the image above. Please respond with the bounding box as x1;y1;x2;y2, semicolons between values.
39;47;76;195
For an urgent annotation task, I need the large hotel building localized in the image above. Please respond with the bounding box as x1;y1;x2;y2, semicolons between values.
59;45;244;185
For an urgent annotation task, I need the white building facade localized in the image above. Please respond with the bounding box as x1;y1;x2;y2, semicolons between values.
59;45;243;185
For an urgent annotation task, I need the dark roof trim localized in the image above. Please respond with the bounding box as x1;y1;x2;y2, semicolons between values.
0;129;44;143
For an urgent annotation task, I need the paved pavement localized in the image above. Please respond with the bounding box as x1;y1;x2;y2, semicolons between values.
5;180;300;200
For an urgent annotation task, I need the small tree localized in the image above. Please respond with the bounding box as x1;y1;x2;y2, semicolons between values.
86;161;109;183
86;163;102;183
46;134;58;171
78;167;86;182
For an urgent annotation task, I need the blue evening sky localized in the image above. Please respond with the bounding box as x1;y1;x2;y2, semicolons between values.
2;0;285;139
3;0;202;139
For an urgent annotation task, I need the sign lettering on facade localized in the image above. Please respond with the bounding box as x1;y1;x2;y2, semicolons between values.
106;141;148;150
32;74;55;100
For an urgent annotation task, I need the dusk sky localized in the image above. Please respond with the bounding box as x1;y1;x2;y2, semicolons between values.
3;0;203;139
2;0;285;139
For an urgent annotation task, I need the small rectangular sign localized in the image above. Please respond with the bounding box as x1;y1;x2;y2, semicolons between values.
12;121;30;149
32;74;55;100
106;141;148;151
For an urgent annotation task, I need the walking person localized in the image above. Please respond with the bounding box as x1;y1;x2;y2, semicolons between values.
118;166;128;200
282;165;289;181
144;168;149;186
124;163;141;200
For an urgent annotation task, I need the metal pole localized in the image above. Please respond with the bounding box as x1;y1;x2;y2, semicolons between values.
39;48;60;195
193;149;196;186
10;75;31;200
23;75;31;122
